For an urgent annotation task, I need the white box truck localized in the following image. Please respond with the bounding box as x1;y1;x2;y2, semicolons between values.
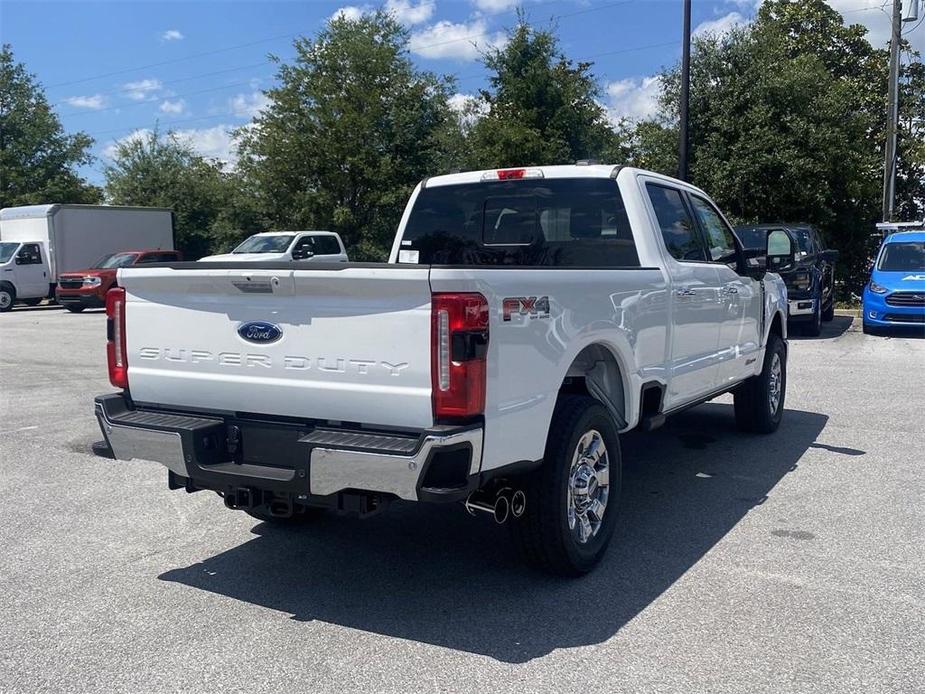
0;204;174;311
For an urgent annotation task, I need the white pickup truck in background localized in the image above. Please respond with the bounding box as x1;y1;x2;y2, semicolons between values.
94;164;792;575
199;230;348;263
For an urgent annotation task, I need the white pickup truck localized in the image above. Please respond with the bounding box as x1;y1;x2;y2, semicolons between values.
94;165;793;575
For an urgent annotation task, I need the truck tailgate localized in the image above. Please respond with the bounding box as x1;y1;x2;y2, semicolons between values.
118;265;434;429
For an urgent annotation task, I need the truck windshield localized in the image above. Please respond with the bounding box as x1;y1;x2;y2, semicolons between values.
0;242;18;264
400;178;640;267
93;253;139;269
878;242;925;271
233;235;294;254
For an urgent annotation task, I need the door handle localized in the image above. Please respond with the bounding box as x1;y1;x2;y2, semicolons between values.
675;287;696;297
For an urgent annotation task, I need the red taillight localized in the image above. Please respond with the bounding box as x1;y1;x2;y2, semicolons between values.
431;293;489;420
106;287;128;388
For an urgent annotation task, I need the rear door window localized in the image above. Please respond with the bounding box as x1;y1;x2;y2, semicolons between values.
400;178;640;267
645;184;706;262
312;235;342;255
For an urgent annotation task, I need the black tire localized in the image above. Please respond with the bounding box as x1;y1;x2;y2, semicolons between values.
821;300;835;322
803;300;822;336
734;333;786;434
64;305;85;313
862;321;878;336
21;297;42;307
244;505;323;525
512;395;622;576
0;283;15;313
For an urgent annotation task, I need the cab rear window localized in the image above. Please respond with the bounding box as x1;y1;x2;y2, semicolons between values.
400;178;640;267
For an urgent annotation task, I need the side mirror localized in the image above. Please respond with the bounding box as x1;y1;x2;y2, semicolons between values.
821;249;839;263
767;229;795;273
14;256;24;265
740;248;768;279
291;247;314;261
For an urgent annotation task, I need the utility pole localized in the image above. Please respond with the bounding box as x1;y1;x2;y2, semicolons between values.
882;0;903;222
678;0;691;182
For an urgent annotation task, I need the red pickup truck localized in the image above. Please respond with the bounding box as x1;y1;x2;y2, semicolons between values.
56;249;181;312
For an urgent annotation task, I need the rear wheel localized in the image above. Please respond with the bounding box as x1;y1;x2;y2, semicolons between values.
64;305;85;313
0;284;15;312
512;395;622;576
734;333;786;434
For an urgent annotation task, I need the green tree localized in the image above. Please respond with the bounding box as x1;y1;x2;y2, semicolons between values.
104;129;235;258
0;44;100;208
630;0;890;293
236;12;454;260
467;17;622;168
895;54;925;221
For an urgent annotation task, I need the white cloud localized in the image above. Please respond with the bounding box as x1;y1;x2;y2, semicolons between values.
473;0;518;13
159;99;186;114
448;92;488;126
161;29;184;41
385;0;435;25
410;19;507;61
826;0;924;52
123;78;163;101
330;5;367;22
64;94;106;110
693;11;747;38
606;76;661;124
102;125;244;169
176;125;242;166
229;91;271;118
101;128;151;160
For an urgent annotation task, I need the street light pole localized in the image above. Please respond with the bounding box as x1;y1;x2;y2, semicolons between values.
881;0;903;222
679;0;692;181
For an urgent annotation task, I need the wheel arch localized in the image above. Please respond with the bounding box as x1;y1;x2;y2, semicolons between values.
556;341;635;432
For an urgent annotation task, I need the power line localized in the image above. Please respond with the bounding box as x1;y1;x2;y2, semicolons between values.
49;0;634;93
45;31;297;90
58;77;273;118
51;61;273;108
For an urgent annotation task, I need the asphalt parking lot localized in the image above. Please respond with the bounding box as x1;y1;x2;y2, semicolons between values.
0;306;922;693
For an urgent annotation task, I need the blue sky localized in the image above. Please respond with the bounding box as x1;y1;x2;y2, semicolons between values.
1;0;918;184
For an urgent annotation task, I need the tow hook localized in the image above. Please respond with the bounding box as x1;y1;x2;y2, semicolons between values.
465;486;526;524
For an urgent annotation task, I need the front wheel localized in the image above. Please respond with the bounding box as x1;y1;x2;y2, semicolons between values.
65;305;85;313
0;284;15;312
803;300;822;336
734;333;786;434
512;395;622;576
821;299;835;322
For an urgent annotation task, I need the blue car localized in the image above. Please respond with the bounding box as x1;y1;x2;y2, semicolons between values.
862;231;925;335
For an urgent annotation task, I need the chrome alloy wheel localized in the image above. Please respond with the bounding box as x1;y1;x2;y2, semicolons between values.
768;352;782;415
566;429;610;545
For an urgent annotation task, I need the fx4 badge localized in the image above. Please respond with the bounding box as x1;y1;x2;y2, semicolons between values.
502;296;550;322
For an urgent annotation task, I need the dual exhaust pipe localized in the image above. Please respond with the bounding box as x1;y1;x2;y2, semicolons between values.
464;486;526;524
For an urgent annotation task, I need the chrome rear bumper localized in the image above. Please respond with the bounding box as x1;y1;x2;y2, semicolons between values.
94;394;482;502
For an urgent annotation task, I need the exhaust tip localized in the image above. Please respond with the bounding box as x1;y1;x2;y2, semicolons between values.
493;495;510;524
511;490;526;518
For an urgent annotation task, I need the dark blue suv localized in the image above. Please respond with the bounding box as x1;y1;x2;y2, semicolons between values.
862;231;925;335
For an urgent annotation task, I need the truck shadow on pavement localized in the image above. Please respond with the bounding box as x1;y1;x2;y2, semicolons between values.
789;315;853;340
159;403;827;663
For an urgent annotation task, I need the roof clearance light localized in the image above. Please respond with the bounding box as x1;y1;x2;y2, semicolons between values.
481;168;545;181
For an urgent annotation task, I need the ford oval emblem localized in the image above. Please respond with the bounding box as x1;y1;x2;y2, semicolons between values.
238;321;282;344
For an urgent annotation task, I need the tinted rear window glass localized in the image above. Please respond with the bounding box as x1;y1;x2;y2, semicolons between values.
400;178;639;267
312;235;341;255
